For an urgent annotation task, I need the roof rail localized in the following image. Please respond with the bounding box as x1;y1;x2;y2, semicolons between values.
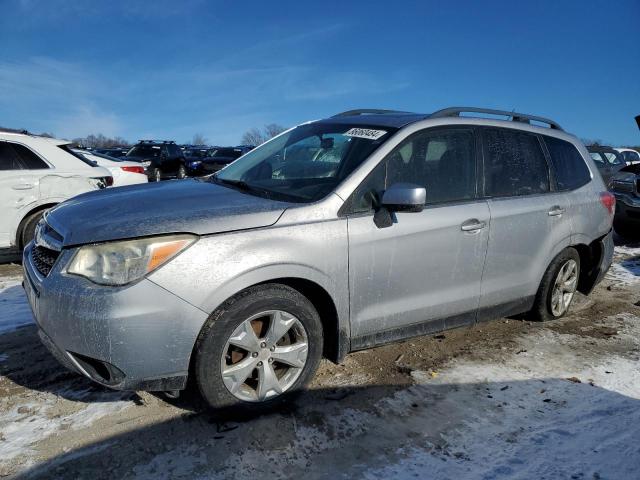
138;140;176;144
332;109;414;117
430;107;564;131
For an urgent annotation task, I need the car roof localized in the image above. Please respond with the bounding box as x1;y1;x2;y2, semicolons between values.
315;112;430;129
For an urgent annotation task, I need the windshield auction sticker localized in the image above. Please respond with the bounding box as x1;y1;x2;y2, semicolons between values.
343;128;387;140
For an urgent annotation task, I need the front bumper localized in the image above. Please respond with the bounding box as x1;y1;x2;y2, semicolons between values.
22;242;208;391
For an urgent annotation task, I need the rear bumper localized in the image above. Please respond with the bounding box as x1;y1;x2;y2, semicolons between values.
23;242;208;391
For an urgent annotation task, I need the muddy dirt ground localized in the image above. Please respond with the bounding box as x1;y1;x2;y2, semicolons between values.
1;242;640;479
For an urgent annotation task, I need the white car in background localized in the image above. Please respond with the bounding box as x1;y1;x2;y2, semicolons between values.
0;128;112;256
615;148;640;165
74;150;148;187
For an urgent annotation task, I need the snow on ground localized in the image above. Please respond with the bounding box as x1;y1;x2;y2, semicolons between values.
606;244;640;285
0;276;34;334
363;314;640;479
128;314;640;480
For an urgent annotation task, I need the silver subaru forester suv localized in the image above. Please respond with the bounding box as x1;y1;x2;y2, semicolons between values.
23;107;614;412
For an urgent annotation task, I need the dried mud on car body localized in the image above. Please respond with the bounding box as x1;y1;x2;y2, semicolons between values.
1;243;640;478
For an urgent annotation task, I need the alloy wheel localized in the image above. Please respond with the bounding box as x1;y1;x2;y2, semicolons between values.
550;259;578;317
221;310;309;402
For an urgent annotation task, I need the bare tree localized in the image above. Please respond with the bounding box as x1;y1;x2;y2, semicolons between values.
192;133;207;145
72;134;130;149
264;123;286;139
241;124;286;146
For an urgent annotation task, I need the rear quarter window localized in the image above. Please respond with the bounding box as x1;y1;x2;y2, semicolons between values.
543;136;591;191
11;143;49;169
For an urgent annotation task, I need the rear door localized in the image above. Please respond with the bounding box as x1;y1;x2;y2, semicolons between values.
346;127;490;344
478;128;572;316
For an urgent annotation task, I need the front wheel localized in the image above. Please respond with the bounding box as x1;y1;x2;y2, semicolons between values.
151;167;162;182
194;284;323;413
529;248;580;322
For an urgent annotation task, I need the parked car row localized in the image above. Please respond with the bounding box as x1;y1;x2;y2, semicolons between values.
118;140;255;182
588;145;640;239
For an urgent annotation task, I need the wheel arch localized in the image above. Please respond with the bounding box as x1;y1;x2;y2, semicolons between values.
15;202;59;248
572;238;605;295
194;271;349;366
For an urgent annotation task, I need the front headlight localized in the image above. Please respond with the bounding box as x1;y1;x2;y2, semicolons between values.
67;234;197;286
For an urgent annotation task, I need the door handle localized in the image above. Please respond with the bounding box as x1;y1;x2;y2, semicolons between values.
461;219;487;232
548;206;565;217
11;183;35;190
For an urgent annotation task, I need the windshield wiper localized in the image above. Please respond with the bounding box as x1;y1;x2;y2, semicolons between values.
213;176;273;198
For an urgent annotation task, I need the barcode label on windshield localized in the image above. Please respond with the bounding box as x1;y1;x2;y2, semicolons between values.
344;128;387;140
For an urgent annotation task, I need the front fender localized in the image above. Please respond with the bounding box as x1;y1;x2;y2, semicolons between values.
149;219;350;350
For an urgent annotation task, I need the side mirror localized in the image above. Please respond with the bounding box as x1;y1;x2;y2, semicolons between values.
381;183;426;213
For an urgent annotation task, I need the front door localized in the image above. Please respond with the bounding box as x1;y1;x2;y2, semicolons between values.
345;127;490;347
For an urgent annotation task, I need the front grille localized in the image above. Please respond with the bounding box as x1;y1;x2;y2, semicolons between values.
31;245;60;277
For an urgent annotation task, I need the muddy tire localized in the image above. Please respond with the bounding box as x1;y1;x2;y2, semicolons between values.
529;247;580;322
194;284;323;415
20;210;45;248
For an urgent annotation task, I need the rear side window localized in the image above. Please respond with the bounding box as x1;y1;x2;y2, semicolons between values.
483;128;549;197
0;142;23;170
11;143;49;169
543;136;591;191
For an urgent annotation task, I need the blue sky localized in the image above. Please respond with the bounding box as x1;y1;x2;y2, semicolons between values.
1;0;639;145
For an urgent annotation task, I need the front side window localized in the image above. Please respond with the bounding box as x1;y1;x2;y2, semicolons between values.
543;136;591;191
214;123;397;203
0;142;23;170
348;128;477;213
483;128;549;197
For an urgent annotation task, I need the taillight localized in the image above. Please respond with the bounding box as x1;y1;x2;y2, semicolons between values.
599;191;615;214
121;166;145;175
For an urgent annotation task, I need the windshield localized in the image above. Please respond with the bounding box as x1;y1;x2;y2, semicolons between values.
213;123;396;202
603;151;624;166
127;144;162;158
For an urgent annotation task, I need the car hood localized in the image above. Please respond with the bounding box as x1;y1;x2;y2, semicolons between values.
45;179;291;247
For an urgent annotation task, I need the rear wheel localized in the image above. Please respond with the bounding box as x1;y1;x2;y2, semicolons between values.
194;284;323;413
177;164;187;179
529;248;580;322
